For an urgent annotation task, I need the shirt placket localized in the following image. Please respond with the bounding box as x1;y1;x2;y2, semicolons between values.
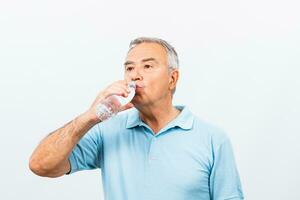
143;133;161;198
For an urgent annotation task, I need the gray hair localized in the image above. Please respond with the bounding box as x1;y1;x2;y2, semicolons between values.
128;37;179;95
128;37;179;71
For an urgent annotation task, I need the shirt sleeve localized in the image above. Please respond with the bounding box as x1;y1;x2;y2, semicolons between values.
209;137;244;200
66;124;103;174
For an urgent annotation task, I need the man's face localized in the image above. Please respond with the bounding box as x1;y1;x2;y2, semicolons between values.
124;42;175;107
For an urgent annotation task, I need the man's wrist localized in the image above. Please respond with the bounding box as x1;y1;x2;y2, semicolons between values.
80;110;101;127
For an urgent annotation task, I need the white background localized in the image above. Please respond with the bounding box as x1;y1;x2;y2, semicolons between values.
0;0;299;199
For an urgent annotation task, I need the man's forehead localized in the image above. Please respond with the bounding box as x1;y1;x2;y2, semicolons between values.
125;43;167;63
124;57;159;66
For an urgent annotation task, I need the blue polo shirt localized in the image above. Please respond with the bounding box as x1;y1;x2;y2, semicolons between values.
68;105;244;200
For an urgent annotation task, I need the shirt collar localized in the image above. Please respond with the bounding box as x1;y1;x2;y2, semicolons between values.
125;105;194;131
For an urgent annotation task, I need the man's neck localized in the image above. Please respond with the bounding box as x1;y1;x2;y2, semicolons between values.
137;100;181;134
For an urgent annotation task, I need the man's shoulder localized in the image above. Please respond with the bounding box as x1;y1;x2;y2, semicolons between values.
191;114;230;144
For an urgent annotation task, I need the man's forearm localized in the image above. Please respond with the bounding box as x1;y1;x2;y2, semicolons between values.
29;111;98;177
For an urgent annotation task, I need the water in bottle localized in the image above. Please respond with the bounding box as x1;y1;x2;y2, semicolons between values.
96;81;136;121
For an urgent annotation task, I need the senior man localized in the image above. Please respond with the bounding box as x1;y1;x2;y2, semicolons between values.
29;37;244;200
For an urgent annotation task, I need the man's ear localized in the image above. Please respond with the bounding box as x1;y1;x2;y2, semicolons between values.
169;69;179;90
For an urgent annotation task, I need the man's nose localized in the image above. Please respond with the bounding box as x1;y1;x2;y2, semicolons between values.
131;68;143;81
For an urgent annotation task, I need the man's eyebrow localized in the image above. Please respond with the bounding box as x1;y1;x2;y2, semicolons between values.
124;57;158;66
124;61;134;66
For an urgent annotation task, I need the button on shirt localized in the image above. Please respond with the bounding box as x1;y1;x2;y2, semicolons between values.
68;105;244;200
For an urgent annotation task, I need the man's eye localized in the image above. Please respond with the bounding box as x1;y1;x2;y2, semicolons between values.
126;67;134;71
144;64;152;69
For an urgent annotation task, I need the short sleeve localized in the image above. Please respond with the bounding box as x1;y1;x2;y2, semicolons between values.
209;137;244;200
67;124;103;174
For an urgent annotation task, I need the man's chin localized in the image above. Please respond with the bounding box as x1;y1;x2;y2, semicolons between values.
131;97;146;108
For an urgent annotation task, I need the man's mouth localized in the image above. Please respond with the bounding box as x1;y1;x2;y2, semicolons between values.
135;82;145;88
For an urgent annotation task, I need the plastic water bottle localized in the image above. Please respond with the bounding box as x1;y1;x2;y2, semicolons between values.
96;81;136;121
